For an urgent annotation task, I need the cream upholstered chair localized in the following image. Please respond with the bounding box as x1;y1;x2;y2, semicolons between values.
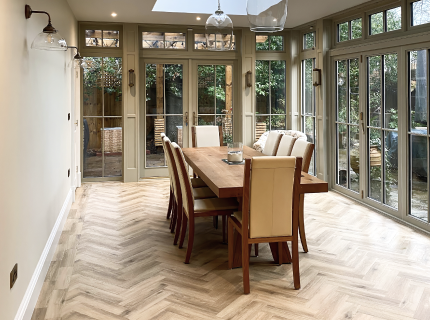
261;131;282;156
290;139;315;253
164;137;216;243
191;126;223;147
228;156;302;294
160;133;174;220
276;135;297;156
171;142;239;263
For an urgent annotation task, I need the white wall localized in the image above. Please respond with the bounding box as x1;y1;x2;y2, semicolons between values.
0;0;77;319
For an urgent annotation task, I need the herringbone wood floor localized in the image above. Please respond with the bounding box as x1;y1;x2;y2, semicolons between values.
31;179;430;320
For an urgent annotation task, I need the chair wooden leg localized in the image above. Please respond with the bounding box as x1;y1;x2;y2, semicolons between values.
242;237;250;294
166;188;173;219
173;205;182;245
185;219;195;264
213;215;218;229
254;244;259;257
222;215;227;244
292;238;300;290
278;242;282;266
170;200;177;233
179;214;188;249
228;218;234;269
299;194;308;253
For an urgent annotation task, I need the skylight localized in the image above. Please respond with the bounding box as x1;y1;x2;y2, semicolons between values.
152;0;247;15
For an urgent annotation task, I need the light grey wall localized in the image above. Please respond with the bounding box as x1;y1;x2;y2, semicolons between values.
0;0;77;319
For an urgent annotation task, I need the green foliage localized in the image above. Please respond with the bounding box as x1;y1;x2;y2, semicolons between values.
145;64;183;102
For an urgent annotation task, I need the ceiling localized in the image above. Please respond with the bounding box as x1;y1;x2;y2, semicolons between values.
67;0;373;28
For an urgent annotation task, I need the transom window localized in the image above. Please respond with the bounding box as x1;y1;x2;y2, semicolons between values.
337;18;362;42
411;0;430;26
194;34;236;50
369;7;401;35
256;35;284;51
142;32;186;49
85;30;120;47
303;32;315;50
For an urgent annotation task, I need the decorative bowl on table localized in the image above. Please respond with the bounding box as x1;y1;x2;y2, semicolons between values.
227;142;243;163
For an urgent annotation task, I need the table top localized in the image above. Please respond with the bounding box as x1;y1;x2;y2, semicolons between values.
182;146;328;198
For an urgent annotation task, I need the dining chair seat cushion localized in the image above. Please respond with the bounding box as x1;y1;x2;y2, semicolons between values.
193;187;216;199
262;131;282;156
195;126;220;147
194;198;239;213
191;178;207;188
276;135;297;156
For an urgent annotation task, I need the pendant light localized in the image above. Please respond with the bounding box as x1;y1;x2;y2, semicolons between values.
247;0;288;32
25;5;67;51
205;0;233;51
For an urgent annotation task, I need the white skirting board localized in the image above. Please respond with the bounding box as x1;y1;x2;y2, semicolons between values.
14;189;73;320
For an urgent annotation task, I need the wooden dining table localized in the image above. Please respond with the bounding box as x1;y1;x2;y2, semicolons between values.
182;145;328;266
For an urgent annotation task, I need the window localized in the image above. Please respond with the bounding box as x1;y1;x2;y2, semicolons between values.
86;30;120;47
142;32;186;49
409;50;429;222
369;7;401;35
194;34;236;50
411;0;430;26
336;59;360;192
256;35;284;51
255;60;286;136
82;57;123;178
303;32;315;50
301;59;316;175
337;18;362;42
367;54;399;209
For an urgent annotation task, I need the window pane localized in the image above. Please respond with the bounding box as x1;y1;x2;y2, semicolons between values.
337;60;347;123
256;35;269;50
145;64;163;115
83;118;103;177
103;57;122;116
305;117;315;144
385;131;398;209
198;115;215;125
86;30;102;47
165;33;186;49
410;135;428;221
256;60;270;115
350;58;360;124
370;12;384;35
410;51;428;133
369;129;382;202
350;125;360;192
369;56;382;127
338;22;349;42
270;36;284;51
216;115;233;145
270;61;286;114
304;32;315;49
216;65;226;114
351;19;362;39
384;54;398;129
271;115;286;130
83;57;103;116
146;117;165;168
198;65;215;114
387;7;402;31
165;64;183;115
256;116;269;138
194;34;206;49
142;32;164;48
303;59;314;116
412;0;430;26
102;30;120;47
337;124;348;187
103;118;122;177
166;116;184;146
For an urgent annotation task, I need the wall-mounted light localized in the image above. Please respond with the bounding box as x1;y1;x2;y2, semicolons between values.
67;46;87;68
25;5;67;51
246;71;252;88
129;69;135;88
313;68;321;86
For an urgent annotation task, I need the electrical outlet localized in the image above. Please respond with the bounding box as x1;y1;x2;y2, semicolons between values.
68;169;70;178
10;264;18;289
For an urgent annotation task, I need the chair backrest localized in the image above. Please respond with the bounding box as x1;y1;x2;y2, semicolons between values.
290;140;314;173
192;126;223;148
276;135;297;156
164;137;181;203
171;142;194;217
242;156;302;239
262;131;282;156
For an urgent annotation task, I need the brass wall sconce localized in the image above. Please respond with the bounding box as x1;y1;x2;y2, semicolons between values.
313;68;321;86
25;5;67;51
67;46;86;68
246;71;252;88
129;69;135;87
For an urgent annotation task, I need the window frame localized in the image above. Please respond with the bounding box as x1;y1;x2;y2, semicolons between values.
334;15;364;45
368;5;403;36
302;31;316;51
409;0;430;28
140;29;188;51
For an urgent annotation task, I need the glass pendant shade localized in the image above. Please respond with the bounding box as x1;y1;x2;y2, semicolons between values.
205;1;233;51
31;31;67;51
247;0;288;32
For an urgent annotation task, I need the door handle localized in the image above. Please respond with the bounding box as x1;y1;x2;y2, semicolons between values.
360;112;365;133
185;112;188;126
193;111;197;126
